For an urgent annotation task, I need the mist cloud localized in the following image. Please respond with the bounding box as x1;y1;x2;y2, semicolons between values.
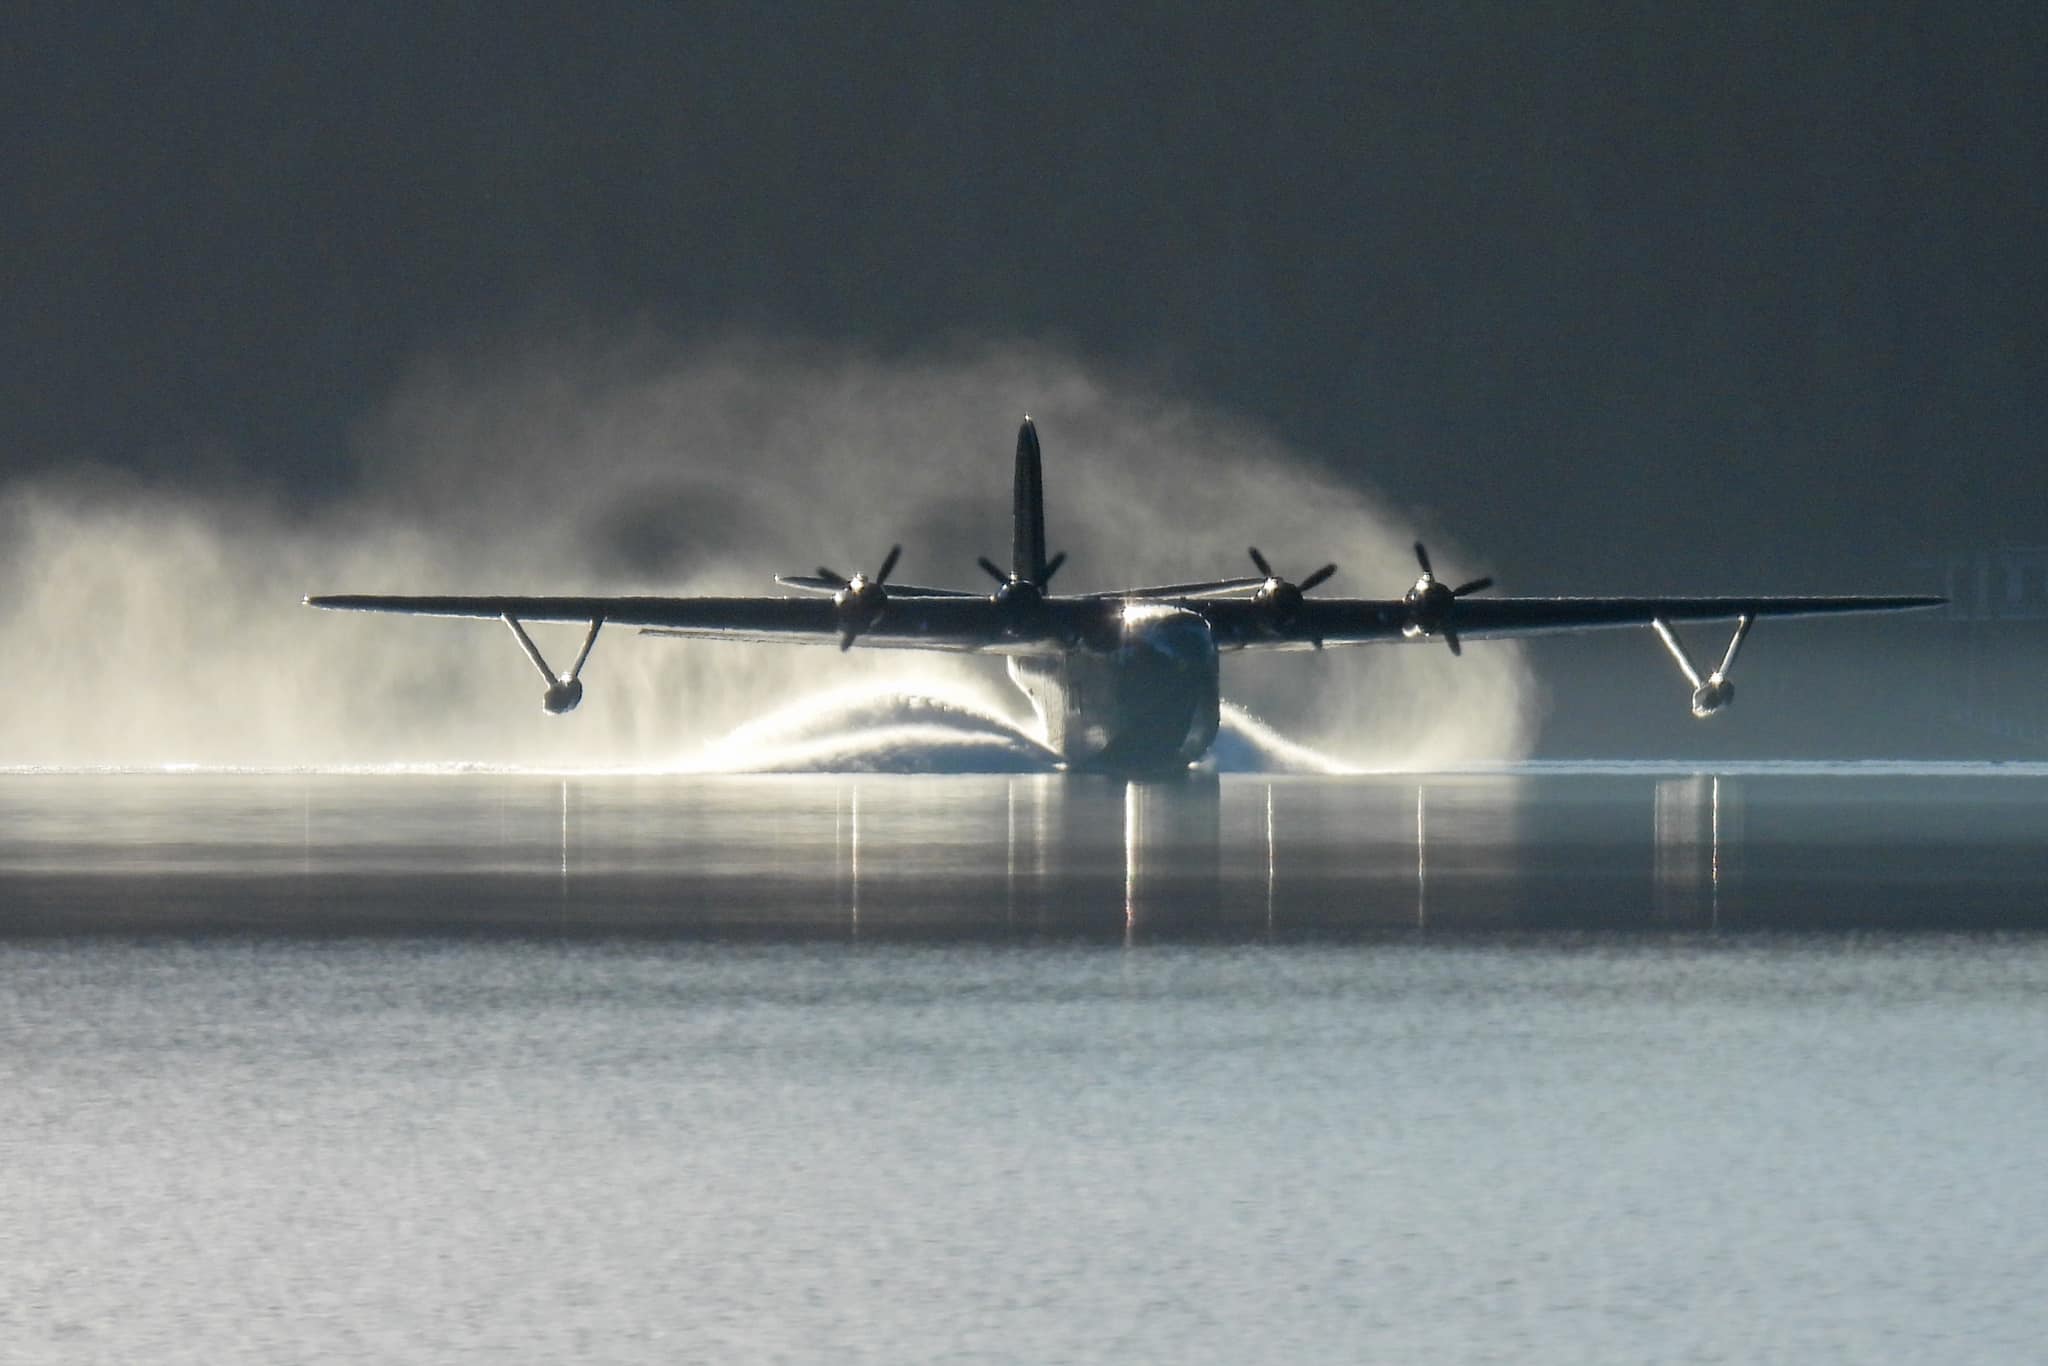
0;336;1539;769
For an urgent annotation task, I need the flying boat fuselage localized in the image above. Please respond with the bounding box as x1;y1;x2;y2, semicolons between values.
1008;603;1221;772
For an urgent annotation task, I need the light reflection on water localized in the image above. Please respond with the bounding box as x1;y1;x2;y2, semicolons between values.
2;772;2047;936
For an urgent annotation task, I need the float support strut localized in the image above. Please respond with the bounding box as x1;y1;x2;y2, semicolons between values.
503;614;605;684
1651;617;1703;690
1714;613;1753;682
1653;614;1753;719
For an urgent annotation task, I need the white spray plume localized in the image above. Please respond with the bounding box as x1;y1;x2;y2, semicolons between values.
0;336;1539;769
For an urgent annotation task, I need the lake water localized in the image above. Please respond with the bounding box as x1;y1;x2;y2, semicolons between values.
4;771;2047;1361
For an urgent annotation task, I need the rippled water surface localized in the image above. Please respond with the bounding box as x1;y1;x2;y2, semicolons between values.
5;773;2047;1361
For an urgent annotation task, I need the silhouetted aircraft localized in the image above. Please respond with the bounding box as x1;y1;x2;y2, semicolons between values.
308;418;1941;772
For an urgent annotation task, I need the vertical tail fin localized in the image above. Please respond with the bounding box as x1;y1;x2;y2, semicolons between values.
1012;416;1047;583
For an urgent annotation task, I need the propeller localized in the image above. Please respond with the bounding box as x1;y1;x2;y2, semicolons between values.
978;552;1065;590
1247;547;1338;646
1402;541;1493;656
821;544;900;650
976;550;1065;631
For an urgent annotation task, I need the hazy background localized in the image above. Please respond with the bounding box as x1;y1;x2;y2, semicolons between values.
5;3;2041;762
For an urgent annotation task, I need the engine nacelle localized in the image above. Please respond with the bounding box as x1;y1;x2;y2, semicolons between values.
994;577;1047;638
1254;577;1304;631
1690;676;1733;718
833;577;887;633
542;678;584;715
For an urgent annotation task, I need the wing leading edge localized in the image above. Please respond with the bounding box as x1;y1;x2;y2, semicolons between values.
303;593;1091;654
1203;593;1945;651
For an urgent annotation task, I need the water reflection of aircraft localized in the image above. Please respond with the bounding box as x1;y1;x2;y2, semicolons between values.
1003;777;1461;940
308;419;1941;774
1654;775;1737;929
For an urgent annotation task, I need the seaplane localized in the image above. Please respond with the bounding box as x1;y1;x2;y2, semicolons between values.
307;418;1942;773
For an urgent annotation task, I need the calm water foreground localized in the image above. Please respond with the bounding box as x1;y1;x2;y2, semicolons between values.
3;772;2047;1361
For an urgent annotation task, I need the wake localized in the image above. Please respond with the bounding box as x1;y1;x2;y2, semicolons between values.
675;680;1356;774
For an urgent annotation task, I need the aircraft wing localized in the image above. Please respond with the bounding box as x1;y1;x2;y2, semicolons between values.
304;593;1073;654
310;591;1944;654
1205;594;1945;651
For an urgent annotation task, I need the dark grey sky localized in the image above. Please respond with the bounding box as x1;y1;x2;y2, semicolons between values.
9;2;2043;588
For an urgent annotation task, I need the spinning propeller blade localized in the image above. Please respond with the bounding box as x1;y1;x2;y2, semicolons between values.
1405;541;1492;654
803;544;898;651
1246;547;1339;647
